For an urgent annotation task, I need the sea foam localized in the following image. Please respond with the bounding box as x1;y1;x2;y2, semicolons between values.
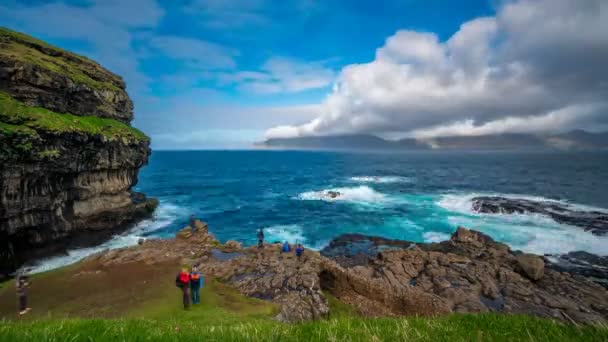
264;224;306;244
297;185;386;203
349;176;411;184
25;202;184;274
437;193;608;256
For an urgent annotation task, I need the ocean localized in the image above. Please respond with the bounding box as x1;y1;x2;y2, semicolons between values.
29;150;608;272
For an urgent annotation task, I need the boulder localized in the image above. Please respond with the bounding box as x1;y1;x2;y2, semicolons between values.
224;240;243;250
516;254;545;281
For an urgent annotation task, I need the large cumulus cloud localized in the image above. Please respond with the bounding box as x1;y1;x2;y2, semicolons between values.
265;0;608;139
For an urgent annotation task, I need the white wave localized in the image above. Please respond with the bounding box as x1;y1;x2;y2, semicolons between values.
423;231;451;243
446;215;608;256
349;176;411;184
25;202;184;274
297;185;386;203
264;224;305;244
438;192;608;216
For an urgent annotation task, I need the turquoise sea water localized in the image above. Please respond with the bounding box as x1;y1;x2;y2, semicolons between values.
30;150;608;272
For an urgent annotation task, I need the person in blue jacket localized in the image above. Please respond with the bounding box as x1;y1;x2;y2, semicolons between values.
282;241;291;253
189;266;204;305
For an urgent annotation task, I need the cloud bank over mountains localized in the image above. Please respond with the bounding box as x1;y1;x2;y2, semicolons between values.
266;0;608;140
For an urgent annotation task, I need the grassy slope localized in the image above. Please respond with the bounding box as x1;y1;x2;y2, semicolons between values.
0;27;121;92
0;91;148;143
0;259;606;341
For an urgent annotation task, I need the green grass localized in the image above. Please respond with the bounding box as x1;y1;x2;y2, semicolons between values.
0;91;148;143
0;27;122;92
1;255;606;341
0;314;606;341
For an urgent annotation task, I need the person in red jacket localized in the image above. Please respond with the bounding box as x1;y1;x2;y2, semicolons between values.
175;268;191;310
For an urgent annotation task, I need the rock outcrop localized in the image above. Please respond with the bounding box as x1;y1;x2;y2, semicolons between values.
0;28;157;278
320;227;608;324
471;196;608;236
80;222;608;325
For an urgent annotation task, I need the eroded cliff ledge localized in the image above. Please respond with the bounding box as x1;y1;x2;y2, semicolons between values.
0;27;157;277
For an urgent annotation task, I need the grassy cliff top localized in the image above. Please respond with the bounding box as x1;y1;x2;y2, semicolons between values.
0;27;124;92
0;91;148;143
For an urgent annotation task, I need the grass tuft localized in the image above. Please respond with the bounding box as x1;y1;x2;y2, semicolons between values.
0;91;148;143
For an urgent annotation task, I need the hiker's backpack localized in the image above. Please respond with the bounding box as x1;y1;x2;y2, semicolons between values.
190;272;204;288
179;272;190;285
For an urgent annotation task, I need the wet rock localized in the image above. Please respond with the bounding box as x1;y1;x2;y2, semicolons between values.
471;196;608;236
320;233;414;267
327;191;341;199
547;251;608;288
516;254;545;280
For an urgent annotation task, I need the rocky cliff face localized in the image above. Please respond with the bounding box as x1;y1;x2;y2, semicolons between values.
0;28;157;277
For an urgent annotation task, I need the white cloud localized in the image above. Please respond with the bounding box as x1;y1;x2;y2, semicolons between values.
265;0;608;139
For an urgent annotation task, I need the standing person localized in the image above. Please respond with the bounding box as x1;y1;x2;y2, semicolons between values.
257;228;264;248
189;215;197;233
282;241;291;253
16;272;31;316
190;267;204;305
175;268;191;310
295;244;304;259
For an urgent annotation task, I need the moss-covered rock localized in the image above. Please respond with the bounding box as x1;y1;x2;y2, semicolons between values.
0;27;133;122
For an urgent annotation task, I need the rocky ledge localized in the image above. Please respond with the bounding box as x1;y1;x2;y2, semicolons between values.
472;196;608;236
0;28;156;278
87;222;608;325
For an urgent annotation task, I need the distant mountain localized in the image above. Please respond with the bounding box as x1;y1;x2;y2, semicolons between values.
257;131;608;151
258;134;405;151
546;130;608;150
421;133;547;151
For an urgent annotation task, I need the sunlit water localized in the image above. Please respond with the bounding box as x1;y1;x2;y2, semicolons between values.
29;150;608;273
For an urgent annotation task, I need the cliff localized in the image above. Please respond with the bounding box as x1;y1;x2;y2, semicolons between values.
0;28;157;277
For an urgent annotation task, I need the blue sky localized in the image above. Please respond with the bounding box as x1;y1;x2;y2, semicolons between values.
2;0;607;148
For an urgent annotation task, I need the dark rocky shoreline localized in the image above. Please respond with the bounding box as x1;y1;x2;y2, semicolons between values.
471;196;608;236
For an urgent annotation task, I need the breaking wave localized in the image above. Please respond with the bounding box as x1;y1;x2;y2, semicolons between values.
297;186;386;203
264;224;306;244
437;193;608;256
25;202;184;274
349;176;411;184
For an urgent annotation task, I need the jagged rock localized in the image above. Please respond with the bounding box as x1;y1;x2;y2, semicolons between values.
81;222;608;325
471;196;608;236
327;191;341;199
224;240;243;251
0;28;156;277
320;227;608;324
547;251;608;288
516;254;545;280
201;246;330;322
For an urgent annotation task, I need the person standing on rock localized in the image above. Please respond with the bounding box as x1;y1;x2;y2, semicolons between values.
189;215;197;233
257;228;264;248
176;268;191;310
295;244;304;259
190;266;203;305
16;272;31;316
